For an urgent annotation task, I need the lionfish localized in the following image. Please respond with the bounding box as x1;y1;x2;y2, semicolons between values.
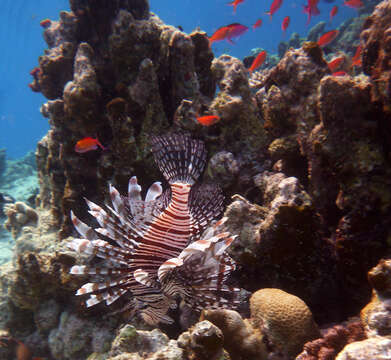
68;133;240;325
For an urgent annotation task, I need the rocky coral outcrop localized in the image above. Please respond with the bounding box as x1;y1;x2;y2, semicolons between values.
32;0;220;238
361;0;391;114
335;337;391;360
201;309;267;360
177;320;224;360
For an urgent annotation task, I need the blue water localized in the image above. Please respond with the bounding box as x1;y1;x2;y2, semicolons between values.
0;0;359;159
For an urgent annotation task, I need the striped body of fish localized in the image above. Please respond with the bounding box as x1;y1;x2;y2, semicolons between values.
68;133;240;325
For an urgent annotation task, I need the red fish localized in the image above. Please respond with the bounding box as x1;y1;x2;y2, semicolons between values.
39;18;51;28
351;45;362;67
343;0;363;8
228;0;245;13
317;30;339;47
332;71;348;76
75;137;106;153
253;19;263;29
282;16;290;34
303;0;320;24
197;115;220;126
266;0;283;20
209;23;248;45
249;50;267;73
330;5;338;22
327;56;344;71
209;26;231;44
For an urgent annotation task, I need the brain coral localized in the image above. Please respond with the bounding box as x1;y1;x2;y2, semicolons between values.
250;288;320;357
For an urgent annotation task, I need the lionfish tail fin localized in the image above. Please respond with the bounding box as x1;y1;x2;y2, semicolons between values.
150;133;207;185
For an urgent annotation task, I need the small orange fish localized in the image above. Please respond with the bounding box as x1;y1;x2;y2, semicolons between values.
228;0;245;13
252;19;263;29
330;5;338;22
249;50;267;73
196;115;220;126
317;30;339;47
327;56;344;71
209;23;248;45
75;137;106;153
351;45;362;67
343;0;363;8
282;16;290;34
266;0;283;20
39;19;51;28
332;71;348;76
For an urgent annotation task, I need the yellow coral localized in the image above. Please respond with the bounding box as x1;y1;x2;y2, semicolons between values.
250;288;320;357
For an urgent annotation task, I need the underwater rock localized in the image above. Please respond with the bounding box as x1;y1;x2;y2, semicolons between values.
335;337;391;360
361;0;391;114
177;320;224;360
220;172;336;322
249;288;320;357
29;10;77;94
48;310;116;360
3;202;38;239
360;259;391;338
34;299;61;334
201;308;267;360
206;151;240;190
109;325;169;357
63;42;101;129
309;74;391;311
8;248;76;311
209;54;267;163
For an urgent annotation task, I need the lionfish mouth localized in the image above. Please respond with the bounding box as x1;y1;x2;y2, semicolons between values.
68;133;240;325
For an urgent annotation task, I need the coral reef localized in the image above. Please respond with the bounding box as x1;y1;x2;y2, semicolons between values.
296;320;366;359
361;0;391;114
250;288;320;357
2;0;391;358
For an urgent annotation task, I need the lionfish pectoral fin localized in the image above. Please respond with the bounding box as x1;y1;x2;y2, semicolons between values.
134;269;156;288
157;258;184;282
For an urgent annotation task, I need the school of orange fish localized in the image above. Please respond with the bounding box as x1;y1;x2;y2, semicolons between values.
209;0;363;74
